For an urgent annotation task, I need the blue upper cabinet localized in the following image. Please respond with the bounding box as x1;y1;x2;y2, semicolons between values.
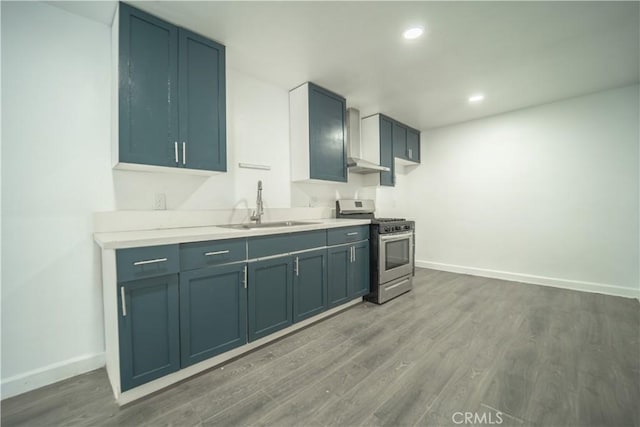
116;3;226;173
178;29;226;172
308;84;347;182
379;116;395;187
361;114;420;187
392;122;407;161
290;82;347;183
362;114;396;187
118;3;178;168
406;129;421;163
394;123;421;163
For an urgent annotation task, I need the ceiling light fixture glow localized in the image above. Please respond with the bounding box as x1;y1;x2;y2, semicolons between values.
468;94;485;103
403;27;424;40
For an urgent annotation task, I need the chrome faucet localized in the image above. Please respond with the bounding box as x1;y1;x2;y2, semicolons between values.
250;180;264;224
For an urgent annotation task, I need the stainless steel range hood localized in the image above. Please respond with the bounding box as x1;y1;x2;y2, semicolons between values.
347;158;390;174
346;108;390;174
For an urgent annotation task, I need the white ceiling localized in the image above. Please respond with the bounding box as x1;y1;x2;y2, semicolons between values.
52;1;639;130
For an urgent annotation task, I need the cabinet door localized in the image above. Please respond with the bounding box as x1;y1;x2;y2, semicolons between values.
248;257;293;341
179;263;247;368
350;241;371;299
393;122;408;161
118;274;180;391
406;129;420;163
119;3;179;167
178;29;226;172
379;117;394;187
327;245;351;307
308;84;347;182
293;249;328;322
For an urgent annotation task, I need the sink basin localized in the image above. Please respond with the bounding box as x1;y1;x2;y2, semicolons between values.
219;221;319;230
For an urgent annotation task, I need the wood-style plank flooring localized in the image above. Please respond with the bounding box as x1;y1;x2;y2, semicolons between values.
2;268;639;427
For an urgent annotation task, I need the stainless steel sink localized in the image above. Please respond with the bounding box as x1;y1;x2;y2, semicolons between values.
218;221;319;230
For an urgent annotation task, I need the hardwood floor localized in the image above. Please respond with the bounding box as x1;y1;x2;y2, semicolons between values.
2;268;639;427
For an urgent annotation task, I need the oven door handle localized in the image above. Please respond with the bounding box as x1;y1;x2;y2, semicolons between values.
379;231;414;242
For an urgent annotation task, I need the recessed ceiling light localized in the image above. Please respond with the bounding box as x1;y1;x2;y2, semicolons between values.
468;94;485;103
403;27;424;40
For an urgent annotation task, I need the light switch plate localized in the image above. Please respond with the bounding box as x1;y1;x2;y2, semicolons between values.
154;193;166;210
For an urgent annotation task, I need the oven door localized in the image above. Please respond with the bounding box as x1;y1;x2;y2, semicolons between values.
378;231;414;284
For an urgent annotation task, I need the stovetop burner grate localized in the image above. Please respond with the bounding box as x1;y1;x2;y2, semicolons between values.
374;217;406;222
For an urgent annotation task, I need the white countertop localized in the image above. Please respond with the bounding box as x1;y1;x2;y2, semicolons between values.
94;218;371;249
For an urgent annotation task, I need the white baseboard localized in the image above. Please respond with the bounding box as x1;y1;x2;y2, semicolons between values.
416;260;640;300
1;353;105;400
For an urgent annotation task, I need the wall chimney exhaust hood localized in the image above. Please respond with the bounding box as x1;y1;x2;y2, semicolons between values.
346;108;390;174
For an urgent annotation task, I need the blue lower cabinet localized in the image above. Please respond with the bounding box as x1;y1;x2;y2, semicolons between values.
248;257;293;341
350;241;370;298
179;263;247;368
293;249;328;323
116;232;371;391
118;274;180;391
328;245;351;307
328;241;371;307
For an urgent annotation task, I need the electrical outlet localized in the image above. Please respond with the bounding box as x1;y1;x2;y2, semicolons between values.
154;193;166;210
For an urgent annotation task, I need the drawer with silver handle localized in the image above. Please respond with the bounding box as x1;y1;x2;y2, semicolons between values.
180;238;246;271
116;244;180;282
378;276;413;304
327;225;369;246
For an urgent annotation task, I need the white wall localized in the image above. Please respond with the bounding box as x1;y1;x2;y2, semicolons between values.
1;1;113;396
0;1;377;398
6;0;635;401
380;85;639;297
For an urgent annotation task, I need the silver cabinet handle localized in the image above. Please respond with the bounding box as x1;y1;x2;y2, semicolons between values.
205;250;229;257
408;148;413;159
350;246;354;263
294;256;299;276
133;257;167;266
174;142;179;163
243;265;247;289
120;286;127;317
347;232;358;236
182;142;186;165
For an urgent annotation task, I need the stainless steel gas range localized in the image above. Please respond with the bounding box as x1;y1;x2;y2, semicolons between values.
336;199;415;304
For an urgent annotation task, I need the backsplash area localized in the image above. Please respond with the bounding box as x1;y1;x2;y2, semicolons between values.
112;168;376;211
103;170;377;233
93;207;336;233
